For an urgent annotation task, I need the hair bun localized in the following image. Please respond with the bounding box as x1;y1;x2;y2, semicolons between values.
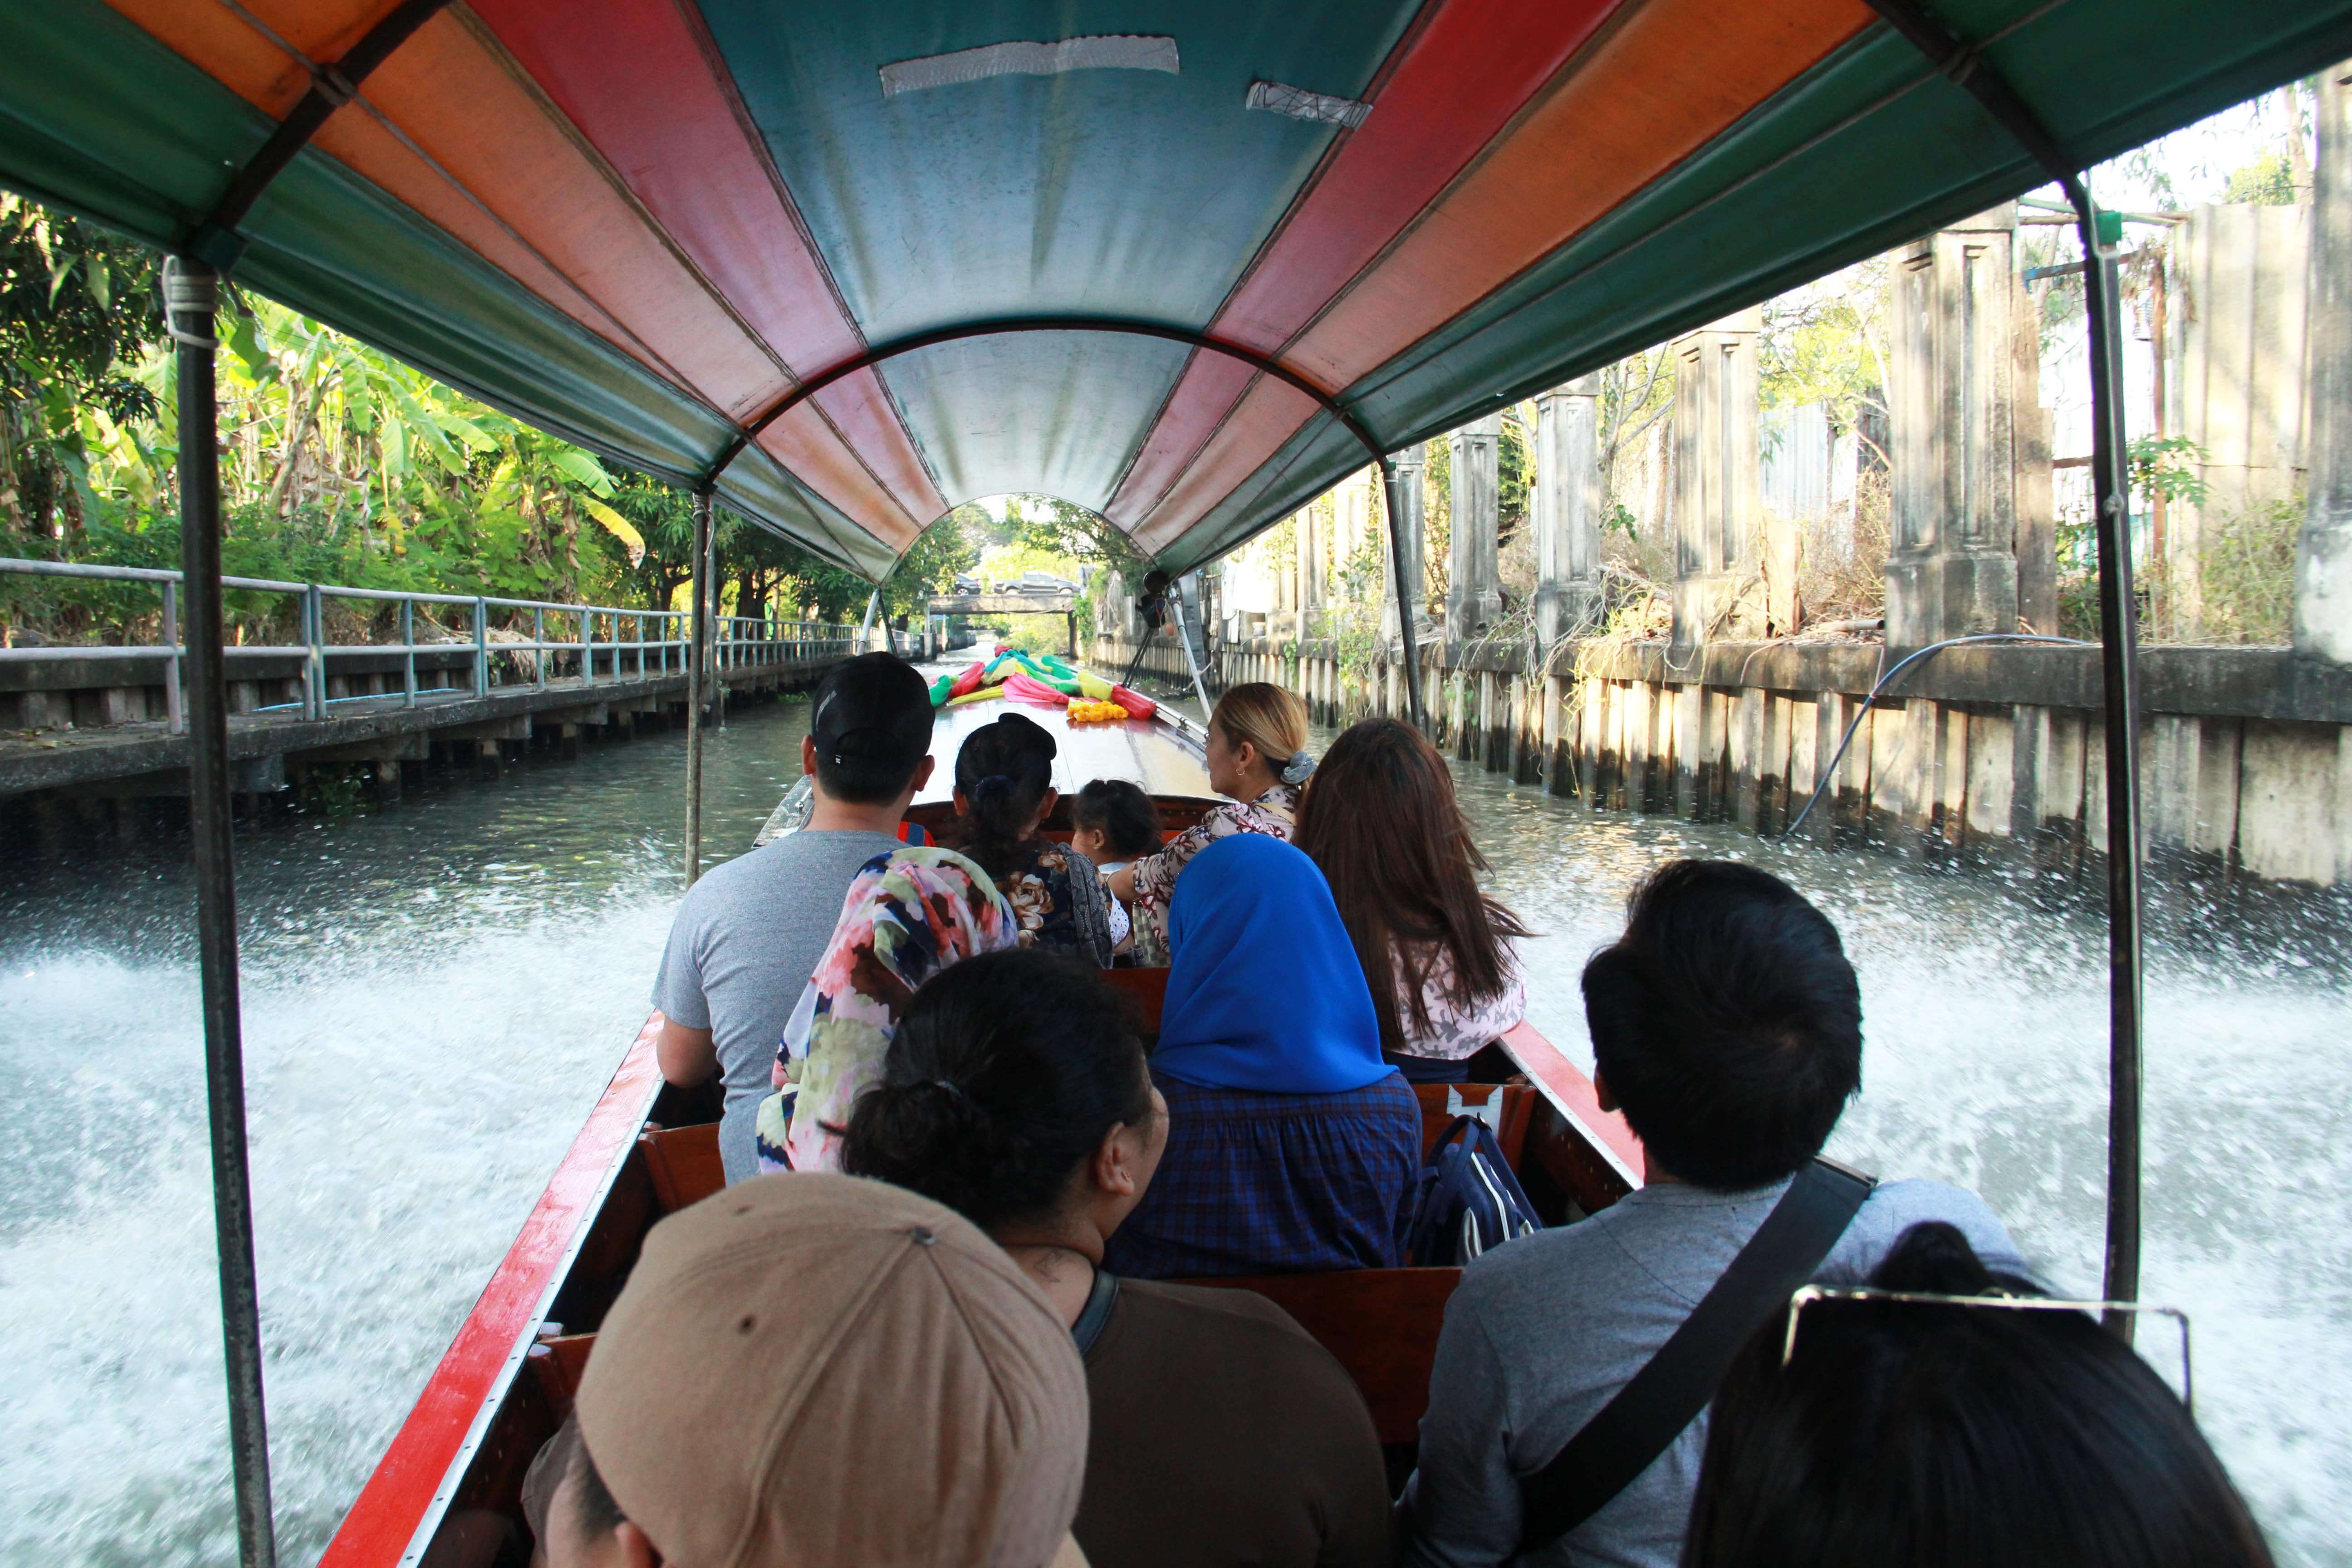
1280;750;1316;785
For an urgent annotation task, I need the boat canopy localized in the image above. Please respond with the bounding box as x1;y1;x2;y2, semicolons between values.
5;0;2347;579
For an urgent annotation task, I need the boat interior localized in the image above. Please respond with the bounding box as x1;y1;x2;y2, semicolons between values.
414;782;1641;1566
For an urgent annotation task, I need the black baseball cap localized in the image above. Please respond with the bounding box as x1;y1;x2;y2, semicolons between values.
810;653;934;772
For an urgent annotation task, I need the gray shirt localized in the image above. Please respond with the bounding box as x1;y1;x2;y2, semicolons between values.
1397;1176;2027;1568
651;828;903;1182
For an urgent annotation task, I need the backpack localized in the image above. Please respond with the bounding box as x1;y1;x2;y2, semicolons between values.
1404;1110;1542;1267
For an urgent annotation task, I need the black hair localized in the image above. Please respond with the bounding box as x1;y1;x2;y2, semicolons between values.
568;1430;627;1539
951;712;1057;882
1580;859;1859;1190
809;653;933;804
1685;1222;2274;1568
840;949;1153;1233
1071;778;1163;860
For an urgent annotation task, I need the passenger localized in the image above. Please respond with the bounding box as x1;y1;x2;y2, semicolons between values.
1686;1221;2272;1568
950;711;1116;965
1398;860;2028;1568
1102;834;1421;1279
1295;718;1531;1084
537;1172;1089;1568
753;846;1016;1173
652;652;936;1183
1068;778;1166;962
1106;682;1309;951
843;948;1396;1568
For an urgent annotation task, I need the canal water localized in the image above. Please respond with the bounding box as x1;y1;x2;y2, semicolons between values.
1;688;2347;1565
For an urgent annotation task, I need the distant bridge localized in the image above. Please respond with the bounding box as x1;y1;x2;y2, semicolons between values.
925;592;1078;616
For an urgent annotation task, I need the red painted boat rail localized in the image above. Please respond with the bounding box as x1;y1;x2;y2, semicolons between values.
317;1013;668;1568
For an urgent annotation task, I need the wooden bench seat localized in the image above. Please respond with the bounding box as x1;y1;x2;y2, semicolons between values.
1189;1267;1461;1445
637;1122;725;1213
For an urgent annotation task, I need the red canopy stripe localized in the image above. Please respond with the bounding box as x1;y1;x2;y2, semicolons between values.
1131;0;1874;550
469;0;947;526
1107;0;1624;528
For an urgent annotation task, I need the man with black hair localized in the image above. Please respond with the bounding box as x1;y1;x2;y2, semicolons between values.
1398;859;2029;1568
651;653;937;1182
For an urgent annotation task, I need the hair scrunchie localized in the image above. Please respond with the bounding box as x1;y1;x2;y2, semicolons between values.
1280;750;1316;786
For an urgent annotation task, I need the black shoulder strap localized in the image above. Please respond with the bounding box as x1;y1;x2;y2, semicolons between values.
1516;1158;1876;1555
1071;1266;1121;1355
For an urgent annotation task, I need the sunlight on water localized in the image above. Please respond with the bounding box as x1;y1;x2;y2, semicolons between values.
0;707;806;1567
2;689;2347;1565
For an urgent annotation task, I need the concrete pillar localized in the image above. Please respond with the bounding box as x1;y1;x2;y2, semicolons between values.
1385;444;1429;640
1534;375;1605;645
1447;415;1504;638
2298;61;2352;663
1668;309;1766;652
1884;206;2024;652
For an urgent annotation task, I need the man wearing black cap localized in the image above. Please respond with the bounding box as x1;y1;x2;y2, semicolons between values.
652;653;937;1182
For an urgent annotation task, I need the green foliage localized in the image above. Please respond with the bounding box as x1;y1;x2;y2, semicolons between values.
2129;434;2210;509
2220;150;2295;206
2198;497;2300;645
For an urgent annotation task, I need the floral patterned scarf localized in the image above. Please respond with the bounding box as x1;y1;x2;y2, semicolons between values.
752;846;1017;1174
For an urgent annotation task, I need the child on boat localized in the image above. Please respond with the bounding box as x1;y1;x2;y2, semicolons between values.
1068;778;1165;962
843;947;1394;1568
1102;834;1421;1279
1296;717;1532;1084
1105;682;1309;952
947;711;1117;966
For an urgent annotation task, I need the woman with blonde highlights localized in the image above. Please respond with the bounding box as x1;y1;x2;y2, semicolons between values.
1107;682;1311;951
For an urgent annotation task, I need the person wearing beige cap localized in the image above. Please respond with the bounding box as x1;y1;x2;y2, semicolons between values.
535;1171;1092;1568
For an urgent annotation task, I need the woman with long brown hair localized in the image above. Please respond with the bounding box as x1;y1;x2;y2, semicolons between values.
1107;681;1310;953
1294;717;1530;1083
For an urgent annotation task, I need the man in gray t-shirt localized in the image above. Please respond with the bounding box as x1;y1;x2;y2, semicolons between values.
652;654;939;1182
1398;861;2031;1568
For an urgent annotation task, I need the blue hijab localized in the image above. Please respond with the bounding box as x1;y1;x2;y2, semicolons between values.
1153;833;1392;1094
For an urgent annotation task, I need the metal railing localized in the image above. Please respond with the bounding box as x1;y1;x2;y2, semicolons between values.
0;557;860;734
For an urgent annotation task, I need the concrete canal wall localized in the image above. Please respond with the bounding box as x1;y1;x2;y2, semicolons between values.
1099;628;2352;888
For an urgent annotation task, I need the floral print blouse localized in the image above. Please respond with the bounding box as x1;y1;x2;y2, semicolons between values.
752;846;1018;1174
1127;783;1299;951
1391;939;1527;1062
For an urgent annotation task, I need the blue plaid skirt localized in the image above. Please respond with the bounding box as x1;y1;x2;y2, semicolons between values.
1102;1069;1421;1279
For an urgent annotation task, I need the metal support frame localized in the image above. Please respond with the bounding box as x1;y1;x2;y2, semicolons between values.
1861;0;2146;1334
686;490;710;887
168;257;277;1568
1381;456;1428;732
1168;575;1217;726
857;588;881;651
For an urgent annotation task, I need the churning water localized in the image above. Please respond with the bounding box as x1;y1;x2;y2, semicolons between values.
2;691;2348;1564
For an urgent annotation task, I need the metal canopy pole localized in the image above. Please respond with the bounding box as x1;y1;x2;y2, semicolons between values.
1381;455;1428;732
686;490;709;887
707;504;725;732
168;257;277;1568
858;588;881;652
2074;192;2146;1330
1860;0;2146;1336
1168;576;1217;726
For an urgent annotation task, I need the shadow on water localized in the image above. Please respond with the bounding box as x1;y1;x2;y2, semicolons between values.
3;678;2348;1566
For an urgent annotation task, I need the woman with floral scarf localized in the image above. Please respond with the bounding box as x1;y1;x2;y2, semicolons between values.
753;845;1018;1173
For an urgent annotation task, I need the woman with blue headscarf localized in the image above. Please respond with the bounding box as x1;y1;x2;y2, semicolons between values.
1102;833;1422;1279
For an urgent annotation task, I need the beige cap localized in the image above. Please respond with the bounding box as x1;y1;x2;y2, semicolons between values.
575;1172;1089;1568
